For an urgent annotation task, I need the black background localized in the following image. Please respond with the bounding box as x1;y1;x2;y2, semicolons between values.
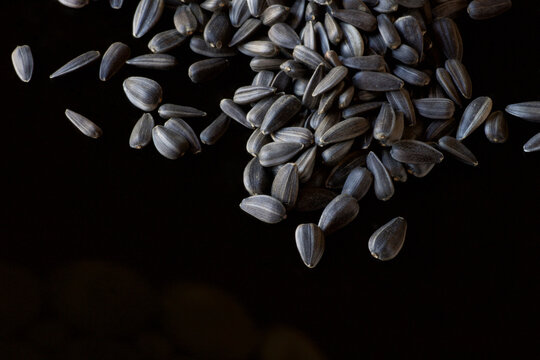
1;0;540;359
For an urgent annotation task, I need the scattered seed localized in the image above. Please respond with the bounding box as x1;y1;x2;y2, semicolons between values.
368;217;407;261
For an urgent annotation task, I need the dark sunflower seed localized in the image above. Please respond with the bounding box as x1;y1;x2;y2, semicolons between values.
302;64;325;109
353;71;404;92
484;111;508;144
247;0;265;17
229;18;263;47
368;217;407;261
233;85;277;105
129;113;154;149
243;157;270;195
50;50;101;79
65;109;102;139
332;9;377;32
11;45;33;83
343;101;385;118
391;44;419;65
406;162;435;178
99;42;130;81
271;163;299;208
445;59;472;99
239;195;287;224
252;71;275;87
394;15;423;56
413;98;455;119
110;0;123;9
293;45;330;70
220;98;252;128
280;60;308;79
158;103;207;118
200;112;230;145
190;35;237;58
312;66;348;97
390;139;444;164
438;136;478;166
268;22;301;49
238;40;279;57
322;140;355;167
457;96;493;140
374;0;399;13
133;0;164;38
324;12;343;45
302;21;317;51
250;57;285;71
313;110;341;145
393;65;430;86
296;145;317;183
272;127;314;146
261;94;302;135
164;118;201;154
523;133;540;153
152;125;189;160
319;117;370;146
366;151;395;201
377;14;401;50
505;102;540;122
467;0;512;20
318;81;345;114
229;0;251;28
188;58;229;83
342;166;373;201
246;128;271;156
258;142;304;167
341;22;365;57
247;95;279;128
381;150;408;182
318;194;359;235
174;5;197;37
201;0;228;12
123;76;163;112
432;0;468;19
126;54;177;70
338;85;355;110
295;224;325;268
387;89;416;126
148;29;187;54
435;67;462;107
261;5;290;27
58;0;89;8
203;9;232;48
325;151;367;189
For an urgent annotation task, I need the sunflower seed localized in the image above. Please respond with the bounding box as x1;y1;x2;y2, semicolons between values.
200;113;230;145
435;67;462;106
252;71;275;87
11;45;33;83
230;0;251;28
133;0;164;38
148;29;187;54
467;0;512;20
295;224;325;268
314;110;341;145
240;195;287;224
50;50;101;79
374;0;399;13
188;57;230;83
65;109;102;139
295;188;336;212
368;32;388;56
271;163;299;208
203;10;231;49
152;125;189;159
270;70;292;92
338;85;355;110
374;103;405;146
129;113;154;149
457;96;493;140
366;151;395;201
432;0;468;19
381;150;407;182
413;98;455;119
505;102;540;122
58;0;89;8
342;56;384;73
201;0;227;12
368;217;407;261
387;89;416;126
394;15;423;56
126;54;177;70
189;3;208;30
343;101;385;118
280;60;308;79
244;157;270;195
293;79;308;97
322;140;355;167
341;166;373;200
164;118;201;154
302;64;325;109
246;128;271;156
377;14;401;50
390;139;444;164
318;194;359;235
158;103;207;119
353;71;404;92
261;94;302;134
391;44;419;65
425;118;456;141
523;133;540;153
315;22;331;56
246;0;264;17
312;66;348;97
302;21;317;51
445;59;472;99
406;162;435;178
174;5;197;37
123;76;163;112
326;152;367;189
238;41;279;57
271;127;313;146
324;12;343;45
266;23;300;50
438;136;478;166
99;42;130;81
318;117;370;146
432;17;463;61
228;19;262;47
341;22;365;57
110;0;124;9
293;45;330;70
258;142;304;167
261;5;290;27
393;65;430;87
220;98;252;128
484;111;508;143
190;35;237;57
332;9;377;32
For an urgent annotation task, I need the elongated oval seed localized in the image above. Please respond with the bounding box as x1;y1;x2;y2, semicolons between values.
133;0;164;38
152;125;189;159
436;67;462;107
243;157;270;195
99;42;130;81
341;22;365;57
387;89;416;126
318;194;359;235
366;151;395;201
58;0;89;8
377;14;401;49
204;9;231;48
394;15;423;56
373;103;396;141
390;140;444;164
129;113;154;149
164;118;201;154
261;95;302;135
148;29;187;54
293;45;330;70
50;50;101;79
295;224;325;268
432;17;463;61
239;195;287;224
110;0;124;9
352;71;404;92
342;55;386;72
296;146;317;183
271;127;313;146
312;66;348;97
319;117;370;146
302;64;325;109
368;217;407;261
484;111;508;144
342;167;373;201
200;112;230;145
229;18;262;47
413;98;455;119
220;98;252;128
123;77;163;112
332;9;377;32
188;58;229;83
438;136;478;166
268;23;301;49
238;41;279;57
467;0;512;20
65;109;102;139
523;133;540;153
456;96;493;140
393;65;430;87
233;86;276;105
190;35;237;58
11;45;33;83
126;54;177;70
321;140;355;167
505;102;540;122
158;103;207;118
258;142;304;167
381;150;407;183
445;59;472;99
271;163;299;208
391;44;419;65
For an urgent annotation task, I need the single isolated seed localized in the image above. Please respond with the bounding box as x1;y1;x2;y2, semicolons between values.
129;113;154;149
523;133;540;153
368;217;407;261
239;195;287;224
505;102;540;123
58;0;89;8
65;109;102;139
11;45;34;83
318;194;360;235
50;50;101;79
152;125;189;160
457;96;493;140
295;224;325;268
158;103;207;118
99;42;130;81
123;76;163;112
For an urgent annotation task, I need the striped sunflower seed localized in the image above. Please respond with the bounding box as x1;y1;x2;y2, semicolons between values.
261;5;290;27
159;103;207;119
377;14;401;50
338;85;355;110
234;86;277;105
243;157;270;195
201;0;227;12
280;60;308;79
246;128;271;156
261;94;302;135
312;66;348;97
413;98;455;119
190;35;237;58
239;195;287;224
50;50;101;79
505;102;540;122
318;81;345;114
467;0;512;20
271;127;314;146
174;5;197;37
343;101;385;118
324;12;343;45
302;64;325;109
247;95;279;128
123;77;162;112
152;125;189;160
368;217;407;261
164;118;201;154
332;9;377;32
148;29;186;54
340;22;365;57
393;65;430;87
270;70;291;92
366;151;395;201
318;194;359;235
258;142;304;167
271;163;299;208
390;140;444;164
432;0;468;19
523;133;540;153
437;136;478;166
314;110;341;145
229;0;251;28
374;0;399;13
252;71;275;87
484;111;508;143
445;59;472;99
126;54;177;70
292;145;315;183
247;0;265;17
129;113;154;149
295;224;325;268
229;18;263;47
293;45;330;70
394;15;423;56
342;166;373;201
391;44;419;66
456;96;493;140
386;89;416;126
318;117;370;146
435;67;462;107
188;58;229;83
353;71;404;92
268;23;301;50
58;0;89;8
200;112;230;145
65;109;102;139
425;118;457;141
220;98;252;128
203;9;231;48
302;20;316;51
396;0;425;9
342;55;386;72
11;45;33;83
133;0;164;38
321;140;355;167
238;41;279;58
99;42;130;81
381;150;408;182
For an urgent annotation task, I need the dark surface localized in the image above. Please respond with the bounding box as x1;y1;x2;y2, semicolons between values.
1;0;540;359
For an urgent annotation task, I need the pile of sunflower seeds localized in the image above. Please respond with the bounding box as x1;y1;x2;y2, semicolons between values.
11;0;540;268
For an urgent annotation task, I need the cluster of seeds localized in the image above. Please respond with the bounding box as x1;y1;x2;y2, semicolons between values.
11;0;540;268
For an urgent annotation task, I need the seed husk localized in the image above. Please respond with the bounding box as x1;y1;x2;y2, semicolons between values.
123;76;163;112
373;103;396;141
342;166;373;201
293;45;330;70
238;41;279;58
58;0;89;9
258;142;304;167
247;0;265;17
174;5;198;37
152;125;189;160
523;133;540;153
318;81;345;114
243;157;270;195
396;0;425;9
342;55;386;72
505;102;540;122
381;150;408;182
270;70;292;92
190;35;237;58
261;5;290;27
394;15;423;56
201;0;227;12
271;163;299;208
435;67;462;107
268;23;301;50
158;103;207;119
432;17;463;61
233;85;277;105
229;0;251;28
65;109;102;139
110;0;123;9
338;85;355;110
50;50;101;79
126;54;178;70
353;71;404;92
271;127;314;146
368;217;407;261
252;71;275;87
343;101;385;119
239;195;287;224
204;9;232;48
321;140;355;167
312;66;348;97
340;22;365;57
413;98;455;119
302;20;317;51
456;96;493;140
390;139;444;164
445;59;472;99
164;118;201;154
229;18;263;47
148;29;187;54
261;94;302;135
391;44;419;65
437;136;478;166
247;95;279;128
484;111;508;144
133;0;164;38
377;14;401;50
319;117;370;146
387;89;416;126
99;42;130;81
365;151;394;201
220;98;252;128
280;60;308;79
129;113;154;149
292;146;315;183
189;57;229;83
200;112;230;146
246;128;271;156
332;9;377;32
324;12;343;45
467;0;512;20
295;224;325;268
302;64;325;109
11;45;33;83
314;110;341;145
425;118;457;142
393;65;430;87
318;194;359;235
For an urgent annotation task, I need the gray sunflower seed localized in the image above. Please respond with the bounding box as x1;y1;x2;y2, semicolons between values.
302;21;317;51
129;113;154;149
406;162;435;178
377;14;401;50
220;98;252;129
505;102;540;122
110;0;124;9
289;0;305;29
308;111;326;130
342;55;386;72
397;0;425;9
432;0;468;19
318;80;344;114
164;118;201;154
352;71;404;92
133;0;164;38
261;94;302;135
252;71;275;87
204;10;231;49
267;23;301;50
280;60;308;79
243;157;270;195
233;85;277;105
200;113;230;146
332;9;377;32
238;41;279;58
188;58;229;83
152;125;189;160
271;163;299;208
293;45;331;70
435;67;462;107
484;111;508;143
373;103;402;142
316;22;332;55
258;142;304;167
261;5;290;27
322;140;355;167
381;150;407;182
381;111;405;146
174;5;197;37
368;217;407;261
302;64;325;109
58;0;89;8
391;44;419;65
314;111;341;145
341;22;365;57
438;136;478;166
343;101;385;118
296;145;317;183
394;15;423;56
270;70;292;92
148;29;187;54
425;118;456;141
240;195;287;224
456;96;493;140
189;3;207;30
158;103;207;118
190;35;237;58
342;166;373;200
50;50;101;79
295;224;325;268
387;89;416;126
390;139;444;164
229;18;263;47
374;0;399;13
295;188;336;212
368;32;388;56
319;117;370;146
445;59;472;99
432;17;463;61
523;133;540;153
324;50;343;68
312;66;348;97
99;42;130;81
123;76;163;112
247;0;265;17
246;128;271;156
360;132;374;149
324;12;343;45
11;45;33;83
467;0;512;20
393;65;430;86
126;54;177;70
65;109;102;139
250;58;286;71
272;127;314;146
318;194;359;235
338;85;355;109
230;0;251;28
326;152;367;189
413;98;455;119
201;0;227;12
366;151;395;201
247;95;278;128
304;1;321;22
